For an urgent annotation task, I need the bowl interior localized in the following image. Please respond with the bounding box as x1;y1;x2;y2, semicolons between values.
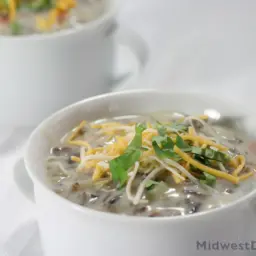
25;90;250;186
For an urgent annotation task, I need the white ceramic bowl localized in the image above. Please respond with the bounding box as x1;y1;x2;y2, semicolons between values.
0;0;148;126
24;90;256;256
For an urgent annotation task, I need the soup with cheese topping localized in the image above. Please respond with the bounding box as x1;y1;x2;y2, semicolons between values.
46;112;256;217
0;0;106;35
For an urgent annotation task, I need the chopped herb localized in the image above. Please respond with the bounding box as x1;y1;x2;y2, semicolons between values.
176;135;191;152
162;136;175;149
191;146;229;163
145;180;159;190
204;148;215;159
28;0;53;11
191;146;203;155
110;150;141;186
155;121;188;135
153;133;228;165
152;141;181;161
152;136;174;149
166;123;188;133
128;123;146;149
152;135;181;161
10;21;22;35
109;124;146;187
3;0;8;7
200;172;216;187
156;122;167;136
152;135;166;145
194;154;211;166
117;185;125;191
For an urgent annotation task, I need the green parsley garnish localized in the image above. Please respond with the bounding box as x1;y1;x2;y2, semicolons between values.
155;122;188;134
152;135;181;161
191;146;229;162
156;122;167;136
145;180;160;190
200;172;216;187
109;124;146;187
10;21;22;35
176;135;191;152
152;140;181;161
166;123;188;133
28;0;53;11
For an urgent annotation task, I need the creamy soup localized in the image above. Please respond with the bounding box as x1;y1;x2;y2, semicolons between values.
46;113;256;217
0;0;106;35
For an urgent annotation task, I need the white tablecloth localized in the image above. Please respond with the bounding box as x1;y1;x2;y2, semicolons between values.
1;0;256;245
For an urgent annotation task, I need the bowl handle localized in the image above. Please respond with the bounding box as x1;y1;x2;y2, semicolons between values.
14;158;35;203
110;24;149;90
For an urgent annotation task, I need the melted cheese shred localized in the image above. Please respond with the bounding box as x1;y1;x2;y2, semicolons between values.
67;118;251;185
36;0;76;31
70;156;80;162
48;113;256;208
68;120;86;141
180;135;228;151
239;171;254;181
56;113;256;200
69;140;92;151
8;0;16;22
188;126;199;147
232;155;246;176
5;0;76;31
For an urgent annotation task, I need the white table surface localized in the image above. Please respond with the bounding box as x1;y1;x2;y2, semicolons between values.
1;0;256;245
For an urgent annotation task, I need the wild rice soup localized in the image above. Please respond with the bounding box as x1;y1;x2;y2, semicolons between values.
46;113;256;217
0;0;106;35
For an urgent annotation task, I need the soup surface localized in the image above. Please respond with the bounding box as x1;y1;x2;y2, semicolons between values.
46;113;256;217
0;0;105;35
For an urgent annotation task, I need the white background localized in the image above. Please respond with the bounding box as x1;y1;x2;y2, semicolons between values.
1;0;256;245
120;0;256;104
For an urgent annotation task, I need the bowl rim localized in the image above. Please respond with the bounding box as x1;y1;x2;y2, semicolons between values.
24;89;256;223
0;0;118;41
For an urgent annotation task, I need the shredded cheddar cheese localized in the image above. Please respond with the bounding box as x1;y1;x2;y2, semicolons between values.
201;144;207;149
232;155;246;176
239;171;254;181
36;0;76;31
185;162;190;171
47;112;256;210
229;157;239;168
188;126;199;147
8;0;16;22
147;122;152;128
70;156;81;162
93;164;105;181
68;120;86;141
172;173;183;184
106;136;128;156
188;127;195;135
69;140;92;150
142;129;158;142
180;135;228;151
66;117;253;186
85;159;99;169
199;115;209;120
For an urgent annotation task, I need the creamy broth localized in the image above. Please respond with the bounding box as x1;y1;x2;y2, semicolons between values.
46;113;256;217
0;0;106;35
